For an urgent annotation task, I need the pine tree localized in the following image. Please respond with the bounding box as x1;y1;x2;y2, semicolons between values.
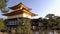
0;0;8;9
0;0;9;13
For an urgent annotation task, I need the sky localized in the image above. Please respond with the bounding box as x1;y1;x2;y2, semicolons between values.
0;0;60;18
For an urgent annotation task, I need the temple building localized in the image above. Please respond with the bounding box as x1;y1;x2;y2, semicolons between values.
2;3;39;34
2;3;37;25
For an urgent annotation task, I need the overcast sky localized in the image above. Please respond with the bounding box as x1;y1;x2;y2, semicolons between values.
0;0;60;18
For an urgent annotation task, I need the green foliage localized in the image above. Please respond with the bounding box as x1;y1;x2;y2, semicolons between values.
0;0;9;13
1;8;9;13
0;19;6;30
42;14;60;30
45;14;55;19
16;18;33;34
0;0;8;9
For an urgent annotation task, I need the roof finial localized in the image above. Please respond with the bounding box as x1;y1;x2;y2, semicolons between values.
20;2;22;4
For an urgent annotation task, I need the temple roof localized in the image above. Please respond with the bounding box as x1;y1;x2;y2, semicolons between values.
2;9;37;16
9;3;31;10
2;3;37;17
